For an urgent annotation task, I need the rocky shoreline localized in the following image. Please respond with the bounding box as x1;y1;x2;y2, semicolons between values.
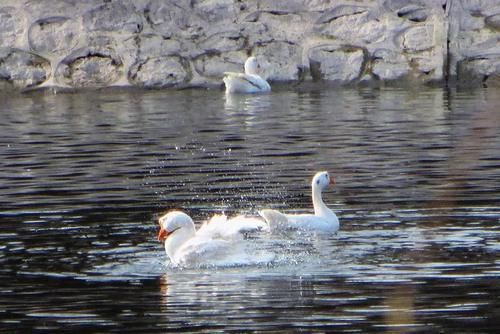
1;0;499;91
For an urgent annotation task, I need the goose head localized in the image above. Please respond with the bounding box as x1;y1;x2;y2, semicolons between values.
157;211;195;241
157;211;196;262
244;56;261;76
311;171;335;191
311;171;336;218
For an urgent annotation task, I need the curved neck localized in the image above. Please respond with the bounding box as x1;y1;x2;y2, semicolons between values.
245;61;257;75
245;66;256;75
312;185;331;217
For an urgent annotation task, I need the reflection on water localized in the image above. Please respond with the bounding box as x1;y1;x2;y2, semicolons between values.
0;86;499;332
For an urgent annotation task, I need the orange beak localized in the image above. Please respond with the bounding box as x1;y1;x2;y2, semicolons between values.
157;227;169;242
330;176;336;186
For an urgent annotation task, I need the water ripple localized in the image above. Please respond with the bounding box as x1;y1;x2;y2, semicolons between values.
0;87;499;332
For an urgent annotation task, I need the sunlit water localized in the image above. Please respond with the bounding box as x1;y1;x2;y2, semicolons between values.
1;86;499;332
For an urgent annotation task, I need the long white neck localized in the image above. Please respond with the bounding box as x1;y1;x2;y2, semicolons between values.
245;60;257;75
312;184;333;217
165;226;195;263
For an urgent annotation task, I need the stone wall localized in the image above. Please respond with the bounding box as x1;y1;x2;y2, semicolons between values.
1;0;499;90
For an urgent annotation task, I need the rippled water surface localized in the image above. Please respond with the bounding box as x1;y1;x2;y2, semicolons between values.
1;86;499;332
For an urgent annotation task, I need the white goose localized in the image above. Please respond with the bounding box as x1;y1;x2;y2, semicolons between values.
223;56;271;94
157;211;270;267
259;171;339;233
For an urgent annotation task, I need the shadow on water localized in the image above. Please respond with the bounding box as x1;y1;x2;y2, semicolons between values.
0;86;499;332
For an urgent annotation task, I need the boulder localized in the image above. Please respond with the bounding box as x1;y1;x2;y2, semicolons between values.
0;7;25;48
83;1;142;34
197;30;245;53
193;51;246;78
485;14;500;30
395;5;429;23
0;48;51;88
399;25;434;52
128;56;190;88
28;16;79;56
253;42;302;81
55;47;123;87
308;45;366;83
372;60;410;81
144;0;191;38
253;12;305;44
22;0;101;18
458;56;500;85
137;34;182;58
194;0;237;23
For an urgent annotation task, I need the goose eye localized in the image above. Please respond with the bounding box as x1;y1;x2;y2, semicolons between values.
316;179;320;185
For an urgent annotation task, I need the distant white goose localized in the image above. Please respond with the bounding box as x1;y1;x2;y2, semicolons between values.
157;211;271;267
223;56;271;94
259;171;339;233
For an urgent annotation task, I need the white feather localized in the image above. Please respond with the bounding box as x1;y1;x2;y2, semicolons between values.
158;211;272;267
259;171;340;233
223;57;271;94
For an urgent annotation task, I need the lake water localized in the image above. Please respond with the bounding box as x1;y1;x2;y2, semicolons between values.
1;86;499;332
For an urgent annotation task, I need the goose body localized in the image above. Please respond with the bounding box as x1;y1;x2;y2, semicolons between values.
157;211;270;267
259;171;339;233
223;56;271;94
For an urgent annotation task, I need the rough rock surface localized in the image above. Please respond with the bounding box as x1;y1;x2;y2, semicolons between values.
0;48;51;88
55;47;123;87
448;0;500;86
0;0;499;90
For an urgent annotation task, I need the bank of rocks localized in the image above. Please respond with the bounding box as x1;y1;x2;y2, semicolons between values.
1;0;499;90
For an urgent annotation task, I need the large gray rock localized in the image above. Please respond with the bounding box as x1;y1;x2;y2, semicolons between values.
197;30;246;54
194;0;237;23
253;42;302;81
447;0;500;82
83;1;143;34
485;13;500;30
0;48;51;88
193;51;246;79
399;25;434;52
128;56;191;88
308;45;366;83
372;60;410;81
137;34;183;58
316;6;387;45
55;47;123;87
28;16;79;57
23;0;102;18
458;56;500;86
249;12;305;45
144;0;191;38
0;7;25;48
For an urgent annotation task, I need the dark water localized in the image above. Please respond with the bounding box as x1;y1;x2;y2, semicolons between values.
1;86;499;333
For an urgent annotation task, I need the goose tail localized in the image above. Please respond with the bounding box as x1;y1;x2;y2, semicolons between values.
258;209;288;232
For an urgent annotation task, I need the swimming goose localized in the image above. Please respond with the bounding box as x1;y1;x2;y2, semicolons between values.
157;211;270;267
223;56;271;94
259;171;339;233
